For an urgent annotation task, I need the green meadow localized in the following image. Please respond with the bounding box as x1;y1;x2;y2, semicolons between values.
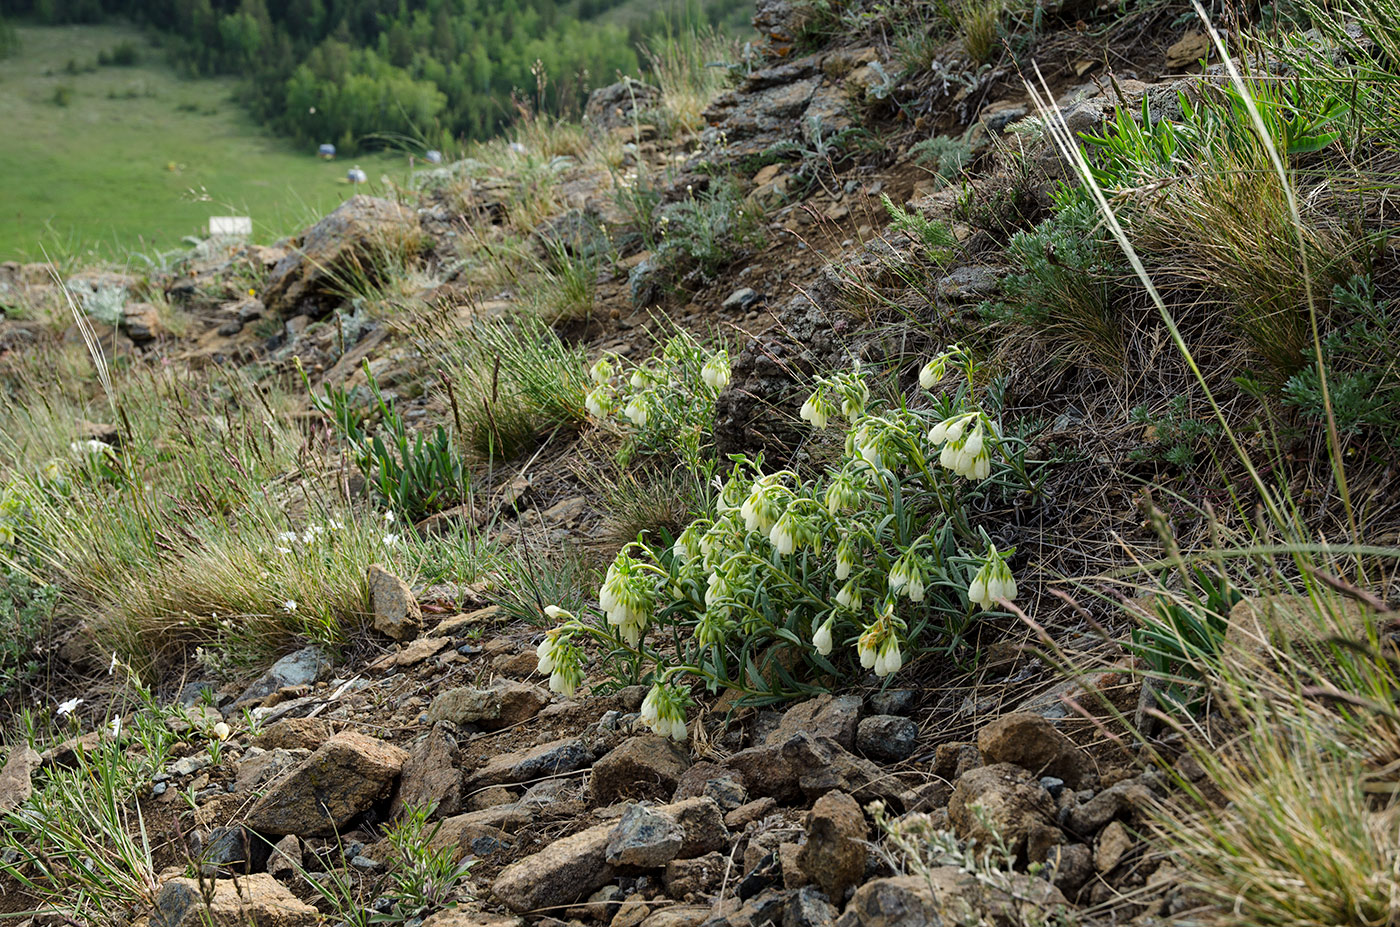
0;23;410;263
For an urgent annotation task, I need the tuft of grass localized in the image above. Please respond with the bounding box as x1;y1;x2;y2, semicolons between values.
993;195;1126;374
955;0;1004;62
427;311;589;461
586;465;709;553
0;336;436;673
0;698;175;925
1026;19;1400;925
490;538;596;628
643;26;739;136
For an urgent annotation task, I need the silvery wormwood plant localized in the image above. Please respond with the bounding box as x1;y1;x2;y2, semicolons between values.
542;345;1041;740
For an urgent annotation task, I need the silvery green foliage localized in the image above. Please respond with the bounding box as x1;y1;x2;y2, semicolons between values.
69;281;127;326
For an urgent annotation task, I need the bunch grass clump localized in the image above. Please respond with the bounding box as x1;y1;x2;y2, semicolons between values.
643;25;739;136
428;311;589;461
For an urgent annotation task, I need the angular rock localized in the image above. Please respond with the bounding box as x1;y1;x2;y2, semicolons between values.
427;686;496;725
197;825;269;874
262;196;419;317
1048;842;1093;893
855;716;918;762
1065;775;1159;835
246;732;408;836
840;876;942;927
842;869;1068;927
672;762;747;813
433;804;535;851
664;851;725;898
428;682;550;730
153;874;318;927
592;735;691;804
866;689;916;716
266;834;303;880
369;564;422;642
768;694;862;751
977;714;1094;789
640;907;709;927
233;647;332;707
948;763;1057;861
422;909;524;927
234;748;309;793
726;796;778;830
584;77;661;130
784;886;837;927
0;745;40;813
1094;820;1133;872
797;791;866;902
472;737;591;787
491;822;615;913
250;717;332;751
607;803;686;867
391;722;465;818
656;796;730;858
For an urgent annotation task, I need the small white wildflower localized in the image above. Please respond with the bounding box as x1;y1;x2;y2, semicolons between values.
282;599;298;613
56;697;83;717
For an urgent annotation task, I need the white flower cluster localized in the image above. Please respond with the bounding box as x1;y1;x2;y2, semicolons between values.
968;545;1018;611
857;602;904;677
928;412;992;480
640;682;690;741
535;607;585;697
583;339;730;439
599;549;657;646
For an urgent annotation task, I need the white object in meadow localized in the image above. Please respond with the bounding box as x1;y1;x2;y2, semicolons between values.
209;216;253;237
347;166;369;184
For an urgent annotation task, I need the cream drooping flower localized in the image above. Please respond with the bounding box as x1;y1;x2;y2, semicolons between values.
640;683;690;742
968;545;1018;611
812;617;835;656
701;352;731;391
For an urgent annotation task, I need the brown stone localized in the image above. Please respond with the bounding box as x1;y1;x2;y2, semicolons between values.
369;564;422;642
592;736;692;804
797;791;866;901
251;717;332;752
977;714;1094;789
153;874;318;927
245;732;408;836
0;746;40;813
491;822;615;913
391;723;465;818
948;763;1057;861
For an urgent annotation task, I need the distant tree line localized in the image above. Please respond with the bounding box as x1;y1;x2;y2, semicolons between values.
0;14;19;57
3;0;751;152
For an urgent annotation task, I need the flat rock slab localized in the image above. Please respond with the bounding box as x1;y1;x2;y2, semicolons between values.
492;822;615;913
246;731;408;836
153;874;318;927
471;737;591;787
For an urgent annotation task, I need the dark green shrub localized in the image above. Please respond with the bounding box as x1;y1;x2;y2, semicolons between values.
1129;396;1222;468
0;565;57;696
1283;275;1400;448
991;195;1126;372
655;179;765;282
